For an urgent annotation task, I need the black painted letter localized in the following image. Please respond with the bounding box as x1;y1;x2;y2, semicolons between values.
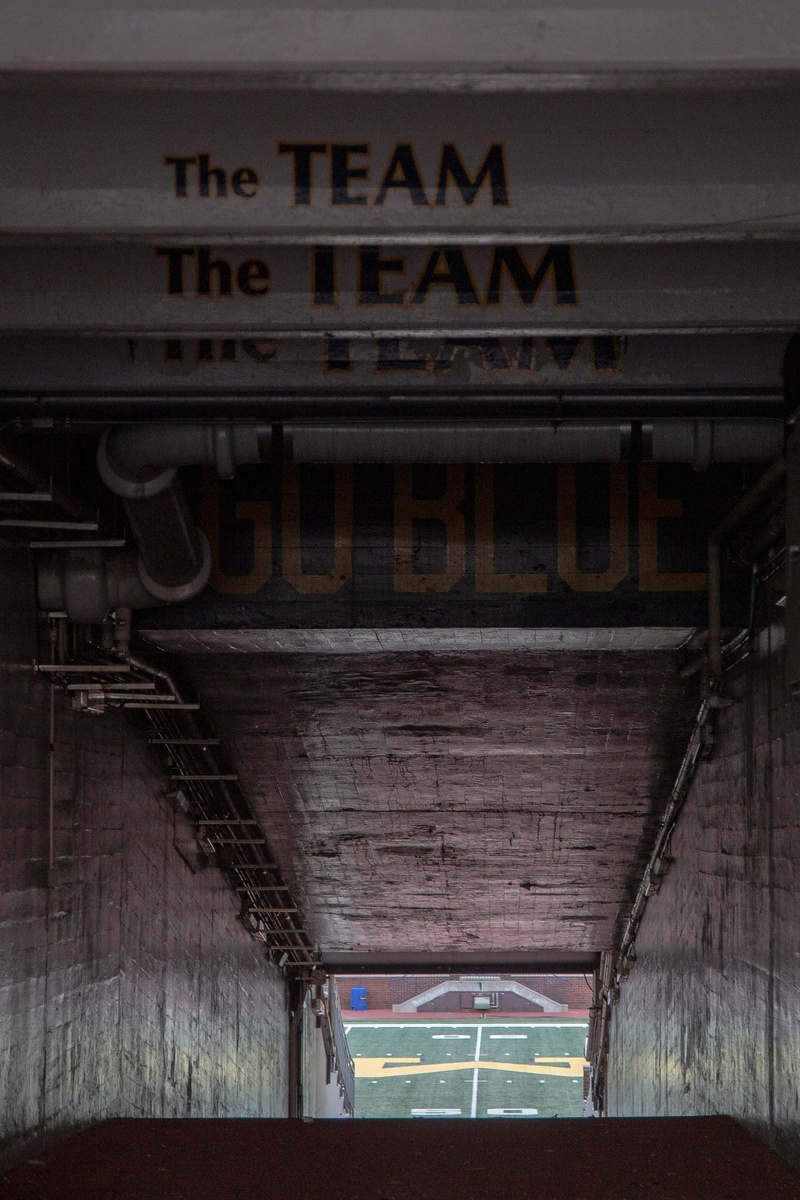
358;247;406;304
312;247;337;306
374;144;429;207
411;248;480;306
278;143;329;205
197;247;233;297
164;156;197;198
331;144;369;205
486;246;578;307
156;247;195;294
434;144;509;207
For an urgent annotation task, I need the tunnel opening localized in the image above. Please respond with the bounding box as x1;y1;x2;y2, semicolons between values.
334;972;592;1120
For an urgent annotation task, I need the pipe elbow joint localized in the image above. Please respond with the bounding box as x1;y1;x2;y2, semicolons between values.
97;428;177;500
136;530;212;604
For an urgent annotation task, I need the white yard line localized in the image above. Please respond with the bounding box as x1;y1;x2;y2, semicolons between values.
346;1022;588;1030
469;1023;483;1119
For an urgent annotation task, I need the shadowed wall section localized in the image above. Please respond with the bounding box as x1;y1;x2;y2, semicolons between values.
0;547;288;1152
607;631;800;1169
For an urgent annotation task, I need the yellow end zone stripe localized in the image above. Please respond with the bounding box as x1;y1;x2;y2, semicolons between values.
354;1057;586;1079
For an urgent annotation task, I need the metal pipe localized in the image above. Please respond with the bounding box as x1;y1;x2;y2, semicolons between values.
36;450;211;622
649;420;783;466
40;549;163;619
707;541;723;683
122;486;209;601
48;681;55;873
288;977;309;1118
125;652;184;704
37;548;159;623
706;456;787;685
291;421;627;462
710;456;787;544
98;418;783;469
98;424;262;496
96;430;212;612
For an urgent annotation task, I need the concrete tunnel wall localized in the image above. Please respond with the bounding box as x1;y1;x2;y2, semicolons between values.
608;628;800;1169
0;546;288;1151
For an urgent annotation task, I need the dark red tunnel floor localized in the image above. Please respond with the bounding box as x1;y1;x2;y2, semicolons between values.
2;1115;799;1200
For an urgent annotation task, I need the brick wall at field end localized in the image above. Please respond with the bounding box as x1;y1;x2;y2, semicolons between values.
338;974;591;1011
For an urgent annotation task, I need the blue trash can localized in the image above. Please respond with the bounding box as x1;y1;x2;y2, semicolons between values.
350;986;368;1011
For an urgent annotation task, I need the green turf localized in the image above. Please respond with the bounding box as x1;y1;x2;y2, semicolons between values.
345;1019;588;1119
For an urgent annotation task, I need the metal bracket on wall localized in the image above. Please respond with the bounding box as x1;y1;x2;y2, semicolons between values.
36;620;320;975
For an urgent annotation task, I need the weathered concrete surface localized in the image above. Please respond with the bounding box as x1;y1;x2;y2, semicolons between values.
3;1115;800;1200
183;647;697;958
4;7;800;78
608;630;800;1169
0;546;288;1151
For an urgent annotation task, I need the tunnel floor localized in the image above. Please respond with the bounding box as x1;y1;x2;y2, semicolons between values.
3;1116;799;1200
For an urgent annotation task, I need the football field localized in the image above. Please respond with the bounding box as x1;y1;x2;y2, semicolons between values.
345;1019;588;1119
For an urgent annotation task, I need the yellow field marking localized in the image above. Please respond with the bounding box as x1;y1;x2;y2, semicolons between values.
354;1057;421;1076
354;1057;586;1079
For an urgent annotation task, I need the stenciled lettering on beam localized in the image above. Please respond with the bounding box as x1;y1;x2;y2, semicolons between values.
165;144;509;210
145;464;752;632
0;334;785;395
153;243;578;311
2;242;798;333
4;88;800;239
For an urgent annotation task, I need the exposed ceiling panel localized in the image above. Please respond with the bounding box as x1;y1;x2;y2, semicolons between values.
178;645;697;962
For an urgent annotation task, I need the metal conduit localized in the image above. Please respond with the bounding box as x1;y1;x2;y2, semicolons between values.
99;418;784;472
706;456;787;683
98;428;212;603
37;548;159;624
38;431;213;622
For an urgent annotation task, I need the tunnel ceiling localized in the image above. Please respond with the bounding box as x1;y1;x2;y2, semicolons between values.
148;638;699;965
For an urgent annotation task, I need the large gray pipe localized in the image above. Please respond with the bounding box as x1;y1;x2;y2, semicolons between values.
98;418;784;470
37;548;160;624
37;431;212;621
97;424;265;496
98;429;212;607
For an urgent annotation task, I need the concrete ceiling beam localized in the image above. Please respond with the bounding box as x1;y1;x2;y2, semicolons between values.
0;334;789;400
1;242;799;336
1;85;800;240
3;3;800;76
